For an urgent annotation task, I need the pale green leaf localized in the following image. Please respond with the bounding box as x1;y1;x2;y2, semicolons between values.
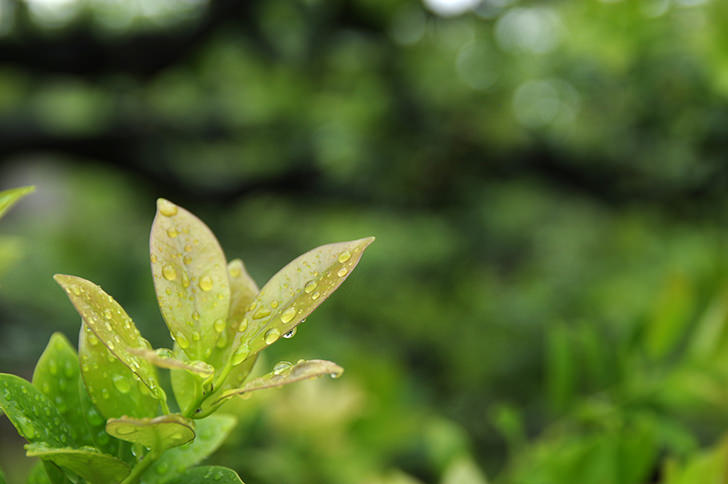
79;323;160;419
164;466;244;484
106;414;195;452
170;343;204;416
32;333;93;445
140;414;237;484
150;199;230;362
26;444;130;484
128;347;214;379
227;237;373;368
54;274;166;401
0;186;34;219
0;374;75;446
209;359;343;409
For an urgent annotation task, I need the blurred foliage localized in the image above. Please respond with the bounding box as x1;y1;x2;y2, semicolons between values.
3;0;728;483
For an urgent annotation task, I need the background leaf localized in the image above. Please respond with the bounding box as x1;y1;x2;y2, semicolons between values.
32;333;93;446
0;186;34;220
54;274;165;402
140;414;237;484
78;376;122;458
150;198;230;362
227;237;373;370
163;466;244;484
79;323;160;419
0;374;75;447
26;443;130;484
106;414;195;452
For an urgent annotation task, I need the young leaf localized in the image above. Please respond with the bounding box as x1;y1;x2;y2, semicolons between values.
25;443;130;484
164;466;245;484
79;323;160;419
208;260;259;367
0;185;34;219
150;199;230;362
32;333;93;446
54;274;166;402
106;414;195;452
209;359;343;408
128;347;214;380
227;237;374;367
140;414;237;484
0;374;75;447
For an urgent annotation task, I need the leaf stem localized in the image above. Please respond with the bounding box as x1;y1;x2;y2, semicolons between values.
121;450;160;484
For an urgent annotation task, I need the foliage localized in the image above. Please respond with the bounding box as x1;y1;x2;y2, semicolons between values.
0;193;373;483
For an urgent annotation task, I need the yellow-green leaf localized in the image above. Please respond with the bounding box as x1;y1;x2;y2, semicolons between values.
209;359;343;409
32;333;92;445
164;466;244;484
79;323;160;419
0;374;75;447
0;185;34;219
227;237;373;368
26;444;130;484
106;414;195;453
150;199;230;362
128;347;214;379
141;415;237;484
54;274;166;402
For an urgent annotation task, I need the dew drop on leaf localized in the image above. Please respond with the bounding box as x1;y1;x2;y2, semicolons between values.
163;265;177;281
281;307;296;324
338;250;352;263
337;267;348;277
112;374;131;394
253;307;271;319
231;343;250;366
158;199;178;217
237;318;249;332
199;275;213;291
304;280;317;294
265;328;281;345
311;291;320;301
167;228;178;238
283;328;297;339
176;332;190;349
273;361;292;375
213;319;225;333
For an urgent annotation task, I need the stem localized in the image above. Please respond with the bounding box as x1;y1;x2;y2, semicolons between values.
120;450;160;484
182;358;234;419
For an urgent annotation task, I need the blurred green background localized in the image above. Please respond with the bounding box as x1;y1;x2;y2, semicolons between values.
3;0;728;482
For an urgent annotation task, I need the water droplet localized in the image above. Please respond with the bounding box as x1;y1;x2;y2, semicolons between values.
167;228;178;238
87;409;103;426
248;301;257;311
101;388;110;399
214;319;225;333
107;340;115;350
192;311;200;321
158;199;178;217
216;331;228;348
281;307;296;324
253;307;271;319
311;291;320;301
199;276;213;291
151;254;158;263
63;361;74;378
104;322;113;332
265;328;281;345
338;250;351;263
337;267;348;277
273;361;292;375
229;265;241;278
183;256;192;265
181;271;190;288
71;285;81;296
192;331;201;341
304;280;317;294
114;424;136;435
283;327;297;339
237;318;249;332
163;265;177;281
176;332;190;349
18;417;36;439
231;343;250;366
103;308;112;320
271;300;279;308
112;375;131;394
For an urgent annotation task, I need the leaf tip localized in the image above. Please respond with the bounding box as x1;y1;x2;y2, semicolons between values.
156;198;179;217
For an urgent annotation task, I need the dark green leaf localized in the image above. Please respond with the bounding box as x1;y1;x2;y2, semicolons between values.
0;185;34;219
54;274;166;402
226;238;373;370
140;414;236;484
0;374;75;446
26;443;130;484
32;333;93;445
79;323;160;419
150;199;230;362
164;466;244;484
78;376;121;457
106;414;195;452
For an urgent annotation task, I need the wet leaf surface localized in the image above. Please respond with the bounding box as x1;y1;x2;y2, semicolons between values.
26;443;130;484
106;414;195;452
